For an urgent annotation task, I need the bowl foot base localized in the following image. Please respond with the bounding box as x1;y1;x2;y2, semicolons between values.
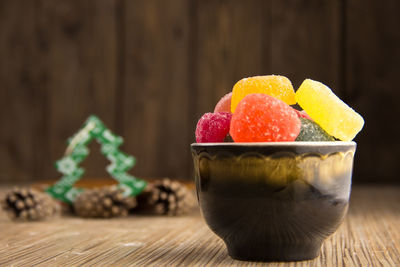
227;242;321;262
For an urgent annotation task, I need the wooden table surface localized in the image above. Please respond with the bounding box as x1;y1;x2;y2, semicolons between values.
0;185;399;266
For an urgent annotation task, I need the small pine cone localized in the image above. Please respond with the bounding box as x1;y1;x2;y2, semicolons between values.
0;187;60;221
137;179;194;216
73;186;137;218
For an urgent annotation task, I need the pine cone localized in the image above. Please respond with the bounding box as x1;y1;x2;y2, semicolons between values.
73;186;137;218
136;179;194;216
0;187;59;221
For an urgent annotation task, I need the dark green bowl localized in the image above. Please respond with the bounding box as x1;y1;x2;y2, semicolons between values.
191;142;356;262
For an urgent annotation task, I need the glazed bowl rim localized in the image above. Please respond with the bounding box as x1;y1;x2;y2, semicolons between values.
191;141;356;147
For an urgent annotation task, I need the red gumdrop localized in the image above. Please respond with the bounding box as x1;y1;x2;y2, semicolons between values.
230;94;301;142
195;112;232;143
293;109;312;120
214;92;232;113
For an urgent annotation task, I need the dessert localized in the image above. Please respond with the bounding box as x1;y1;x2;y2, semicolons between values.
192;75;363;261
231;75;296;113
296;118;335;141
230;94;300;142
195;75;364;142
195;112;232;143
296;79;364;141
214;92;232;113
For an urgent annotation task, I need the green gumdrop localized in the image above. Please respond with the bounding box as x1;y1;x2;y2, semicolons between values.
296;118;335;141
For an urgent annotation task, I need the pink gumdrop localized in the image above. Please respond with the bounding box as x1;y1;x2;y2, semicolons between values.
195;112;232;143
294;109;312;120
214;92;232;113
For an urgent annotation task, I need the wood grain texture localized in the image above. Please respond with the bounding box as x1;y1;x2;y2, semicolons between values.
0;0;399;184
0;0;119;182
38;0;119;180
345;0;400;183
0;186;399;266
270;0;342;92
194;0;269;118
0;1;47;183
121;0;191;180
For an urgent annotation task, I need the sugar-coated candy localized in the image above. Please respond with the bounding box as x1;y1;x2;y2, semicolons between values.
195;112;232;143
293;109;312;120
214;92;232;113
296;118;335;141
296;79;364;141
230;94;300;142
231;75;296;113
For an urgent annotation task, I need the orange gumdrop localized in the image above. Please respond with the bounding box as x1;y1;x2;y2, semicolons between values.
230;94;300;142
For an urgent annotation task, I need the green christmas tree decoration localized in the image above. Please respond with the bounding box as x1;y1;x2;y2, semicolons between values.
46;115;147;204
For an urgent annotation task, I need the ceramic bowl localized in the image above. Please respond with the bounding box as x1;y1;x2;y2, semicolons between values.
191;142;356;262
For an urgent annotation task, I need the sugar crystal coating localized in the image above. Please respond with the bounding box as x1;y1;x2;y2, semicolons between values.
214;92;232;113
296;79;364;141
230;94;300;142
296;118;335;141
231;75;296;113
195;112;232;143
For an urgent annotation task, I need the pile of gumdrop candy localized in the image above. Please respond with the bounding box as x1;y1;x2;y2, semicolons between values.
195;75;364;143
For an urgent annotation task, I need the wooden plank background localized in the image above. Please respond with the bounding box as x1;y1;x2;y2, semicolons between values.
0;0;399;184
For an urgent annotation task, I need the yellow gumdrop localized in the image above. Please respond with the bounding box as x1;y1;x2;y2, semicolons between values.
296;79;364;141
231;75;296;113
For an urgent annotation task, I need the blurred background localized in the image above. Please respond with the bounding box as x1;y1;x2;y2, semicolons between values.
0;0;399;184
